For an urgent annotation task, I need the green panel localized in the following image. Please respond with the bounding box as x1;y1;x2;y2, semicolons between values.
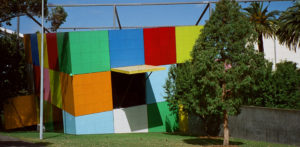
44;101;54;131
147;101;178;132
69;31;110;74
57;32;72;74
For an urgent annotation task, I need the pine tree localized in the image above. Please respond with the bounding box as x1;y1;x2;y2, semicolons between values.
165;0;270;145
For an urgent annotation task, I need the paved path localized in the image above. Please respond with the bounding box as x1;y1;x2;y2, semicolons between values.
0;134;45;147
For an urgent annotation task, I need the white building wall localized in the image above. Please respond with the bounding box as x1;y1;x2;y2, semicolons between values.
259;37;300;68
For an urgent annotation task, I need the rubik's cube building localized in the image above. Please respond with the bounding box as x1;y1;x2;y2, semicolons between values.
23;26;203;134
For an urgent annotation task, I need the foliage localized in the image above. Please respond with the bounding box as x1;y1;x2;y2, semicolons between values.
164;0;270;143
0;32;30;107
259;61;300;109
0;0;48;26
0;0;67;32
276;2;300;51
47;6;68;32
244;2;280;53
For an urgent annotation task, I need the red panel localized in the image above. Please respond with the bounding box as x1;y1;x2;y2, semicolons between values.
144;27;176;66
46;33;59;71
33;65;40;94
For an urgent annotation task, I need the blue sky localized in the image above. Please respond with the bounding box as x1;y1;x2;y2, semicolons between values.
4;0;295;34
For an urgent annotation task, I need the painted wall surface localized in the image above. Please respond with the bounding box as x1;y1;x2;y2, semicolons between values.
175;26;203;63
24;34;32;64
109;29;145;68
61;72;75;116
3;95;38;130
111;72;146;108
144;27;176;66
63;110;76;134
69;31;110;74
49;69;62;109
113;105;148;133
33;65;40;94
46;33;60;71
43;68;51;102
72;71;113;116
147;101;178;132
57;32;72;74
37;33;49;69
30;34;40;66
146;65;171;104
63;111;114;135
178;104;189;133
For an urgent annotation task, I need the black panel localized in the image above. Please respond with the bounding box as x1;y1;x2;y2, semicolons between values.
111;72;146;108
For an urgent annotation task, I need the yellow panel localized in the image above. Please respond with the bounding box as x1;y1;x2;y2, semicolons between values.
175;26;203;63
37;33;49;68
49;69;62;109
111;65;166;74
179;104;189;133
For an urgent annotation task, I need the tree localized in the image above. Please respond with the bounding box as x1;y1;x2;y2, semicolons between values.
0;32;30;108
276;2;300;51
164;0;269;145
244;2;280;53
47;6;68;32
0;0;67;32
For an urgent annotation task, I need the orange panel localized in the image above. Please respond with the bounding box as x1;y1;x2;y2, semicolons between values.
73;71;113;116
60;72;75;115
4;95;38;130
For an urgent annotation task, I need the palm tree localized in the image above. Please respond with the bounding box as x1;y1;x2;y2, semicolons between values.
276;3;300;51
244;2;280;53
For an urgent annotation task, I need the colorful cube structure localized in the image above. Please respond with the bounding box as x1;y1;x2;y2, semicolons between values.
23;25;202;134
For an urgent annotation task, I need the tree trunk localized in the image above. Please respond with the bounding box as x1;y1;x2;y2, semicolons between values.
223;110;229;145
222;83;229;145
258;33;264;53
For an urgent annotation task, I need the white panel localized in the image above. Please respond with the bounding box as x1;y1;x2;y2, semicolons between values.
261;37;300;69
113;105;148;133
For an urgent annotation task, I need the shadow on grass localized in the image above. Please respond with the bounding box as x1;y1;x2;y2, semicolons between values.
165;132;243;146
0;141;51;146
183;138;243;146
43;133;64;139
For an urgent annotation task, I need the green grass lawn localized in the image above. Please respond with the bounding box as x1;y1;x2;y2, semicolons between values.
0;132;295;147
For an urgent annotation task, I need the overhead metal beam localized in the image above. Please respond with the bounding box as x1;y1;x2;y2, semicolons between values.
48;0;293;7
55;25;195;30
195;4;210;25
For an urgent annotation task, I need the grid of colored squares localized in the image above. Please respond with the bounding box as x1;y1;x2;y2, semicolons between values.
24;26;203;135
24;26;203;75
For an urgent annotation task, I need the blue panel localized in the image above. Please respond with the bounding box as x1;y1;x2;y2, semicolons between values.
109;29;145;68
62;110;76;134
146;65;172;104
30;34;40;66
75;111;114;134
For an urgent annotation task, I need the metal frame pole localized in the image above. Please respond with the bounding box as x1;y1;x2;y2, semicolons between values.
39;0;45;140
115;6;122;29
113;5;116;29
195;4;210;25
